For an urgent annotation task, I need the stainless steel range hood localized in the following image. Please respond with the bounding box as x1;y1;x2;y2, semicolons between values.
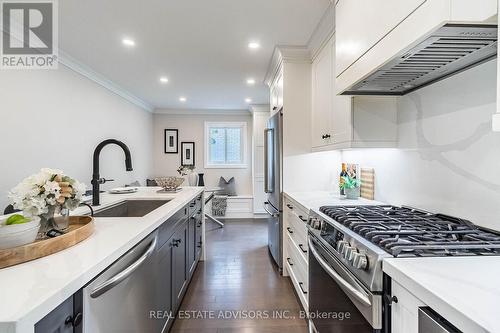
342;24;497;96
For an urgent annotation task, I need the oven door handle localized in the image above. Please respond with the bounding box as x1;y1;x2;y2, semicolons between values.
308;238;372;308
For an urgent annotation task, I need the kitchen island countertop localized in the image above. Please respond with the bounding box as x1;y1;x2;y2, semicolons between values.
0;186;204;333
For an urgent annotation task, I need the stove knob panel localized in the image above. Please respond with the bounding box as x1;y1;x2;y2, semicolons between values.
352;252;368;270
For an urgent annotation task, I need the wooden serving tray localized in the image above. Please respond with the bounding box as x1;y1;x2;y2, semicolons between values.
0;216;95;269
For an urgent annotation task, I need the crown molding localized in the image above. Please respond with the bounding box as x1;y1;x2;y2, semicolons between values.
58;51;154;112
264;45;311;87
154;108;251;116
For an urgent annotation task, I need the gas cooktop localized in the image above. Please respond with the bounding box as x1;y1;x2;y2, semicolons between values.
319;205;500;258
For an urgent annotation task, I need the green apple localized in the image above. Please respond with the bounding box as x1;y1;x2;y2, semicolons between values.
5;214;31;225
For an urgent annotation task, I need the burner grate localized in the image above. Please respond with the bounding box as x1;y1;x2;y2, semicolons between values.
319;205;500;257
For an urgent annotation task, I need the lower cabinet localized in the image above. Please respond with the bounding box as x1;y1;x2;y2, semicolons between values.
195;210;203;260
283;196;309;312
35;196;203;333
187;214;196;277
34;294;82;333
171;218;188;313
157;239;173;332
391;280;426;333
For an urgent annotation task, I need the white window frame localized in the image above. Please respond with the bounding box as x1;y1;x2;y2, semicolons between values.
204;121;248;169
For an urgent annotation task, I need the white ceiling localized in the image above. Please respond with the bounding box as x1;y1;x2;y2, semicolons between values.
59;0;330;111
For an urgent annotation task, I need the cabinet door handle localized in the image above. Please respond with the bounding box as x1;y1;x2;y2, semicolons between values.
298;244;308;253
322;134;331;139
287;227;294;234
172;238;182;247
273;106;277;110
298;282;308;294
298;215;307;222
286;204;293;209
286;257;293;266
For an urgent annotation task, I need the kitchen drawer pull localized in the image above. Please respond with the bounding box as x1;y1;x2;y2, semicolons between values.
287;204;293;209
298;215;308;222
90;236;157;298
287;227;294;234
286;257;293;266
298;282;308;294
298;244;307;253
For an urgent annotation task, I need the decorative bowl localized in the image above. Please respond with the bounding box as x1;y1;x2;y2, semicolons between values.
155;177;185;190
0;216;41;250
0;216;41;234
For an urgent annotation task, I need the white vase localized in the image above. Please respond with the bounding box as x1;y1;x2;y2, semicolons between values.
187;172;199;186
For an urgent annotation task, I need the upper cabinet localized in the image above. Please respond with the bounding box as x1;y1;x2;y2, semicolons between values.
270;72;283;115
335;0;497;95
312;35;398;151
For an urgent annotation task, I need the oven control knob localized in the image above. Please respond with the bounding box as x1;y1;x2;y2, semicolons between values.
313;219;322;230
352;252;368;270
343;246;354;260
336;240;347;253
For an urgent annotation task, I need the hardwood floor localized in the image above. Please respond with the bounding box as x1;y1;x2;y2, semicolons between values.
170;219;308;333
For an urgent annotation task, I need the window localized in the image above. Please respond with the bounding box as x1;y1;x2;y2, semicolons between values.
204;122;247;168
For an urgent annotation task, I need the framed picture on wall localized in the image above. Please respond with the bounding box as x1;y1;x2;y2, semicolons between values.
181;142;195;166
164;129;179;154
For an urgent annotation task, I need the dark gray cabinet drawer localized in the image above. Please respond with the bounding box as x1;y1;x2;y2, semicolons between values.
35;293;82;333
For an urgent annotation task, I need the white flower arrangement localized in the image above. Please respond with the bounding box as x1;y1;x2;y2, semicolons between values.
8;168;87;218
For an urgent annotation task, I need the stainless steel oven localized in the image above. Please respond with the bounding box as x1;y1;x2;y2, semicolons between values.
308;232;384;333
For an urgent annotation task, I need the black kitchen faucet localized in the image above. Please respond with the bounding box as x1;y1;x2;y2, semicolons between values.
91;139;133;206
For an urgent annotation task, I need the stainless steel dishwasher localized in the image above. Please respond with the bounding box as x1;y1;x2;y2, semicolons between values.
82;231;160;333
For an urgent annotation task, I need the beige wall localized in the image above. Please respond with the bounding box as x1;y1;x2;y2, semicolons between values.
152;113;253;195
0;65;154;210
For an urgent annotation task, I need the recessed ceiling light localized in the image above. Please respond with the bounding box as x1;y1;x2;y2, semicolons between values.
248;42;260;49
179;97;187;102
245;98;252;103
122;38;135;47
159;77;169;83
246;78;256;85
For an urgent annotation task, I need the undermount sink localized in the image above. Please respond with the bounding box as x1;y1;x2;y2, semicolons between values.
93;200;171;218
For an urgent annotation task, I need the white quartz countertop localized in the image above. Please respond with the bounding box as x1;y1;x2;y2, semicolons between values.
284;191;385;211
384;257;500;333
0;186;204;333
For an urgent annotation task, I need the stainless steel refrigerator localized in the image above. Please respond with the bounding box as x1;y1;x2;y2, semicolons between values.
264;109;283;271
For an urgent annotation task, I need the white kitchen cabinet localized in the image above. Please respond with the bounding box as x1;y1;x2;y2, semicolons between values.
311;36;333;148
270;71;283;115
391;280;426;333
311;35;398;151
335;0;497;94
283;196;309;311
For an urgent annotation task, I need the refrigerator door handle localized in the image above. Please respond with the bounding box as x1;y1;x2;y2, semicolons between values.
263;201;279;217
264;128;274;193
